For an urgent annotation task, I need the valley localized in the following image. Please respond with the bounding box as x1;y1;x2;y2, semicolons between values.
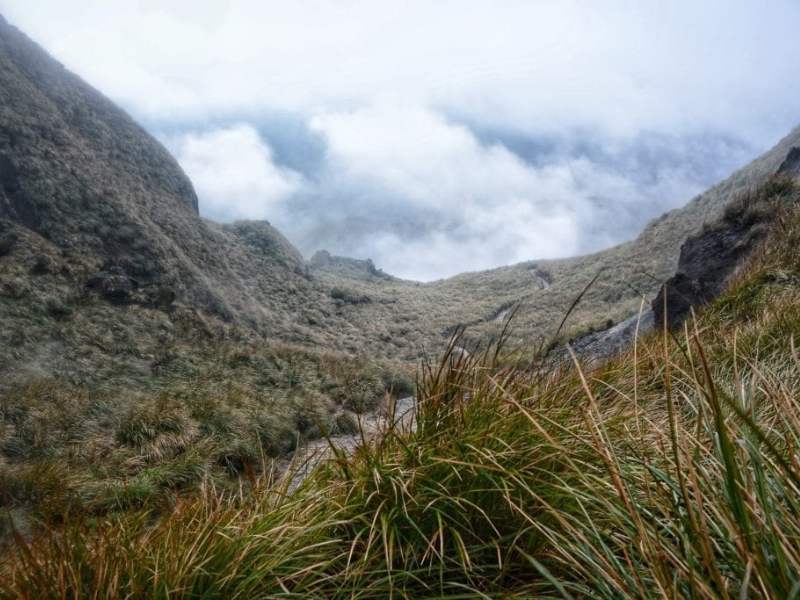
1;10;800;598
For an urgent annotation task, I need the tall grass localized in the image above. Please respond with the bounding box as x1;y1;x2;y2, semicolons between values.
0;344;411;522
2;179;800;598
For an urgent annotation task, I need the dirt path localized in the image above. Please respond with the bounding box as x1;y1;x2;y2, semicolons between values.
286;396;415;487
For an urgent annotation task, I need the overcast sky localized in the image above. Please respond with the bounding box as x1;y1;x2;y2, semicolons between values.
2;1;799;280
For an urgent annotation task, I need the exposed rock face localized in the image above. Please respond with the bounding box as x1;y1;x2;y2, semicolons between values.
778;147;800;177
572;309;655;362
652;172;797;330
652;221;763;330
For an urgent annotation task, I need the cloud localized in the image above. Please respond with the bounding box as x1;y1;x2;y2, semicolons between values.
170;104;742;281
148;104;758;280
4;1;798;142
1;1;797;279
303;105;582;276
162;125;304;222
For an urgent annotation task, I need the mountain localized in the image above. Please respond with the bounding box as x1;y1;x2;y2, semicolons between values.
1;10;799;389
0;14;385;387
6;160;800;599
3;16;800;592
312;125;800;353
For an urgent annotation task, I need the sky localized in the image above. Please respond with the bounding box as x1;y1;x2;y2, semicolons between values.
2;1;799;280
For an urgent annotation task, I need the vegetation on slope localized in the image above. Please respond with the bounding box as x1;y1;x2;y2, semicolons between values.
311;127;800;360
0;14;415;390
4;11;800;390
2;177;798;598
0;342;413;532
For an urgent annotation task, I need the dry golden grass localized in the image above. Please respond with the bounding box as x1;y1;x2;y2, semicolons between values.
0;342;413;526
1;178;799;598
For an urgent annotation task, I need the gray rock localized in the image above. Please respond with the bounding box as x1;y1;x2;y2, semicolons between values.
311;250;391;281
572;309;655;362
652;175;794;329
87;269;136;302
778;147;800;177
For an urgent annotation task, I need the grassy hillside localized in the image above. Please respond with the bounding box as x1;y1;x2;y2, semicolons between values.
311;125;800;360
3;9;799;385
0;340;413;533
3;176;799;598
0;14;405;392
3;13;800;596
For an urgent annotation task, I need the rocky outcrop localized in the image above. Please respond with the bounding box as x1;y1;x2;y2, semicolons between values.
652;173;797;330
778;147;800;177
652;223;765;330
572;309;655;361
576;155;799;357
310;250;392;281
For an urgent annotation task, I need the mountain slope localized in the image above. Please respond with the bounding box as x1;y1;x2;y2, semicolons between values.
312;125;800;353
6;174;800;599
1;10;799;385
2;16;800;585
0;14;390;386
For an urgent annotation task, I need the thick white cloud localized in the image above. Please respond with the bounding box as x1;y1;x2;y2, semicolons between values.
149;107;752;279
1;1;797;279
311;106;566;211
3;1;798;141
158;105;727;280
307;105;582;275
163;125;303;221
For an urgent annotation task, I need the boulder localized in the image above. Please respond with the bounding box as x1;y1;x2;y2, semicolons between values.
653;215;769;330
572;310;655;362
310;250;392;281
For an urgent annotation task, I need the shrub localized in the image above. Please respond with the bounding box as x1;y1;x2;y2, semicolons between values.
252;412;297;457
214;442;258;477
329;286;371;304
115;403;187;448
0;233;16;256
333;412;358;436
44;297;71;320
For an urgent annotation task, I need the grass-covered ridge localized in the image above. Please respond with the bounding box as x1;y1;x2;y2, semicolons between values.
2;177;800;598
